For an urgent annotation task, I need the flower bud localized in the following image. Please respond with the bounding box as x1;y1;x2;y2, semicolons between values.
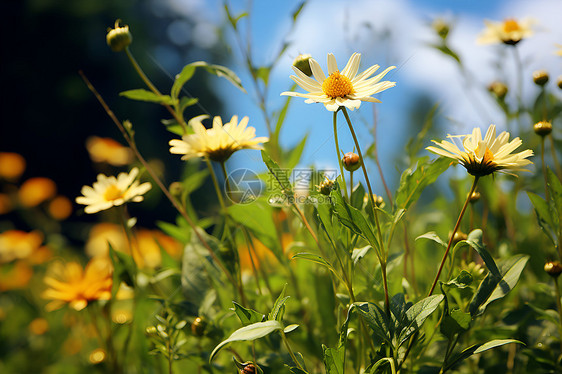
451;231;467;245
169;182;183;197
533;70;549;86
364;193;385;209
544;261;562;277
469;191;481;203
191;317;207;336
241;364;257;374
488;81;508;100
317;178;335;196
557;76;562;90
292;54;313;77
432;19;450;39
534;121;552;137
342;152;361;172
106;20;132;52
145;326;157;336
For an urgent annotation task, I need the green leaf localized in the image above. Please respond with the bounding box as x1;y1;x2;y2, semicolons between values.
399;295;444;345
444;270;473;289
393;157;451;213
273;91;293;144
292;253;344;283
284;324;299;333
179;96;198;114
527;191;557;245
262;150;293;195
181;228;221;308
232;302;265;326
224;3;247;29
108;243;137;297
172;61;245;100
461;229;502;279
330;181;380;257
440;309;471;339
350;182;366;210
269;284;289;322
286;134;308;170
469;255;529;316
228;201;282;261
351;245;371;265
210;320;283;361
353;302;391;344
120;89;175;105
444;339;523;371
547;168;562;229
430;43;462;65
323;345;345;374
292;1;306;22
416;231;446;247
255;66;271;85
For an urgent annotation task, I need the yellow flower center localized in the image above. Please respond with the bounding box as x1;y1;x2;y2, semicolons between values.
502;19;520;33
103;185;124;201
322;71;353;98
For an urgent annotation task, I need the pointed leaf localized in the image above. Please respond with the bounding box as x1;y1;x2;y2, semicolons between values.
462;229;502;279
527;191;556;245
353;302;391;343
210;320;283;361
120;89;175;105
323;345;345;374
445;339;523;371
399;295;444;344
469;255;529;316
232;301;265;326
416;231;447;247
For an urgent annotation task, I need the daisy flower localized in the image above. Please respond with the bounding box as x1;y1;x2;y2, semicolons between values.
281;53;396;112
169;115;268;162
426;124;533;177
42;257;112;311
477;18;534;45
75;167;151;214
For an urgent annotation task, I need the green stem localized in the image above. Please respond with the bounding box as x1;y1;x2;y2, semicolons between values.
281;331;304;370
341;107;389;314
428;176;479;296
205;158;227;211
124;48;186;131
512;46;524;123
549;134;562;181
554;277;562;354
220;161;232;198
541;137;549;201
333;111;348;200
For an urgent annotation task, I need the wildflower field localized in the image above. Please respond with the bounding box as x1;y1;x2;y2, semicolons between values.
3;1;562;373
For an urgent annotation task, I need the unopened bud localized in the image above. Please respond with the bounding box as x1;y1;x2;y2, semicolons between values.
488;81;508;100
432;19;450;39
191;317;207;336
469;191;481;203
145;326;157;336
533;70;549;86
317;178;335;196
169;182;183;196
544;261;562;277
557;76;562;90
451;231;467;244
106;20;132;52
364;194;385;209
534;121;552;137
292;54;313;77
241;364;257;374
342;152;361;172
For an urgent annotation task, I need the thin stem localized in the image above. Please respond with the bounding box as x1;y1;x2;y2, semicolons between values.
549;135;562;180
333;111;348;200
124;48;186;131
341;107;389;314
512;46;524;123
205;158;227;211
428;176;480;296
349;171;354;202
541;136;549;201
371;106;393;201
553;277;562;354
281;331;304;370
79;71;239;291
220;161;232;197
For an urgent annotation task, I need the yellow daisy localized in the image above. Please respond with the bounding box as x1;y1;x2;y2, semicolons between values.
281;53;396;111
426;124;533;177
75;167;151;214
477;18;534;45
42;257;113;311
169;115;268;162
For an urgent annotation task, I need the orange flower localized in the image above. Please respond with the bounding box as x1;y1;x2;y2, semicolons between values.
0;230;43;263
48;195;73;220
239;233;293;273
42;257;112;311
86;136;134;166
0;152;26;180
0;261;33;291
18;177;57;207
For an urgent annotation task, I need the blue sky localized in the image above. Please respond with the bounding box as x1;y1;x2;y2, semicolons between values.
168;0;562;195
